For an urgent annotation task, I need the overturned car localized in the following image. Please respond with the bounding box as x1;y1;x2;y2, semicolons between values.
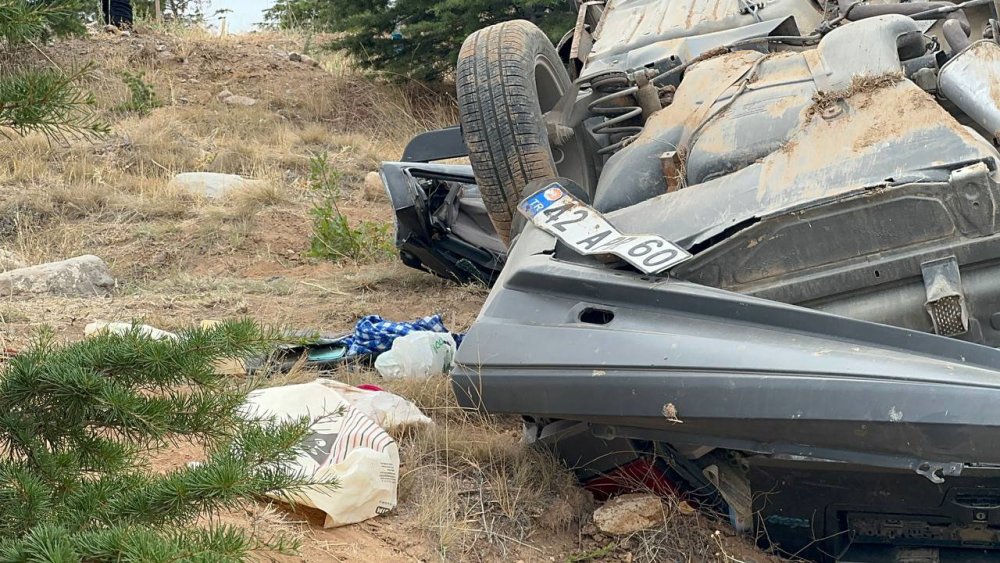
382;0;1000;560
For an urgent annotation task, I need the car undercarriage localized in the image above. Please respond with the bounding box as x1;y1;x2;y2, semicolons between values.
381;0;1000;560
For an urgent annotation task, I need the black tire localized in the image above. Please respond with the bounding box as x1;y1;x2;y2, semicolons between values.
456;20;574;244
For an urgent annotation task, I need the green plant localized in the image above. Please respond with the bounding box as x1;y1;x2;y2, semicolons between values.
264;0;575;82
568;542;619;562
307;153;393;262
118;71;161;115
0;0;108;140
0;320;332;560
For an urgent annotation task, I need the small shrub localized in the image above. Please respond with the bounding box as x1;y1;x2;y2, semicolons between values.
0;320;332;560
307;153;392;262
118;70;160;115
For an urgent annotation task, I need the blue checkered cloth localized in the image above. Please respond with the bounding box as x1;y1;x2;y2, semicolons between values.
343;314;462;356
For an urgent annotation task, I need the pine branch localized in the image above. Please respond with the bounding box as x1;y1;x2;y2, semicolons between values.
0;64;109;141
0;320;337;560
0;0;86;45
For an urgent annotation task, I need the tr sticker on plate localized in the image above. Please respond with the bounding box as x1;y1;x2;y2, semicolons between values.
518;182;692;274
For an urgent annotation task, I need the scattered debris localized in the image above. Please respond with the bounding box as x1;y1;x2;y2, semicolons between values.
662;402;683;423
85;321;177;341
808;72;904;117
374;331;457;379
248;315;462;376
677;500;697;515
245;330;354;375
167;172;264;198
321;379;432;429
342;314;461;357
593;493;667;535
243;381;400;528
83;320;247;375
0;255;114;297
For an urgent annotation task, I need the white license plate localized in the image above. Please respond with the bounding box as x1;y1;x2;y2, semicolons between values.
518;182;692;274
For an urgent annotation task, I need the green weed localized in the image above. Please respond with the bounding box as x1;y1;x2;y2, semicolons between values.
307;153;392;262
118;70;160;115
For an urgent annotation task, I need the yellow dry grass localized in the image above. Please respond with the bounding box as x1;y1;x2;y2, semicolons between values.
0;22;770;563
0;22;589;562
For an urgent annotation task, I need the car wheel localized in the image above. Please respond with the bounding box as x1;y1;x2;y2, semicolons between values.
456;20;588;244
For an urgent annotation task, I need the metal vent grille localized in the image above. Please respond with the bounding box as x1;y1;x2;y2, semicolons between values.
928;295;967;337
954;490;1000;509
921;257;969;337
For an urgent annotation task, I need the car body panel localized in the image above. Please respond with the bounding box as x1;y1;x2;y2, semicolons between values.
388;1;1000;559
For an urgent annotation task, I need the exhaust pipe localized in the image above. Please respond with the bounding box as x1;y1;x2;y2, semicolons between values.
938;41;1000;145
844;1;972;52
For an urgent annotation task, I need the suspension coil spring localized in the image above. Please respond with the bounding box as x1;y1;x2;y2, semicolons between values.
587;72;643;156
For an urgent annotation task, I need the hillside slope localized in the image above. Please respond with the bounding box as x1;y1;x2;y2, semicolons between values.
0;24;773;562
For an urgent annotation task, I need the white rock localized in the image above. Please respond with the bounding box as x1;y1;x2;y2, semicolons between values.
0;255;114;297
362;171;387;201
168;172;264;198
0;250;27;272
593;494;666;536
216;89;233;100
223;95;257;107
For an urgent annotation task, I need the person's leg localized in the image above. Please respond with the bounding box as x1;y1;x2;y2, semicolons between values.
109;0;134;27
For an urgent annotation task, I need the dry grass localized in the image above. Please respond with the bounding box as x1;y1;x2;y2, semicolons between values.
279;369;591;560
0;23;772;563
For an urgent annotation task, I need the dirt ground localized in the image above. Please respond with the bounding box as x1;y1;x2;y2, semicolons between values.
0;24;778;562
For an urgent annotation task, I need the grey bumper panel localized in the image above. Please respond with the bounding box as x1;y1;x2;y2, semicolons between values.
454;228;1000;468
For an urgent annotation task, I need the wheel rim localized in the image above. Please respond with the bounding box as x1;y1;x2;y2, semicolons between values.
534;55;592;191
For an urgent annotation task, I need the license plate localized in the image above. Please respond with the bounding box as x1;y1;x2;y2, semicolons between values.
518;182;692;274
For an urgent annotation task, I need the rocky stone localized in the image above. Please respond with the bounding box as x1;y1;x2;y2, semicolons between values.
0;250;27;273
168;172;264;198
290;52;320;67
104;24;119;34
0;256;115;297
223;95;257;107
592;494;666;536
216;89;233;100
362;171;388;201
